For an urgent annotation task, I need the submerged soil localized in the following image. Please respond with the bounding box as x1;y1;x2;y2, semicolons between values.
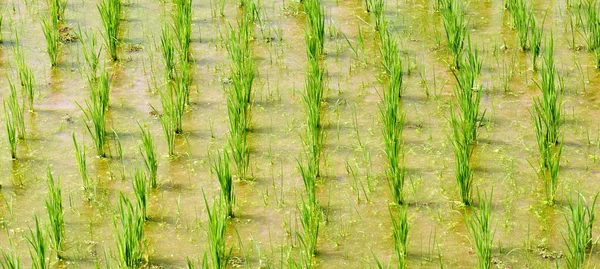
0;0;599;268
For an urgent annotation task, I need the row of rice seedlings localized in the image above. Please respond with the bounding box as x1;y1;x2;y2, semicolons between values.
173;0;192;63
389;204;409;269
45;168;65;258
3;78;24;159
211;148;235;217
467;191;494;269
26;216;48;269
203;193;230;268
14;34;36;112
380;61;406;205
72;133;90;192
114;193;146;268
531;37;562;205
440;0;467;69
98;0;121;61
132;168;149;220
79;73;108;158
450;41;483;205
139;124;158;188
41;4;59;67
225;15;255;180
563;193;598;268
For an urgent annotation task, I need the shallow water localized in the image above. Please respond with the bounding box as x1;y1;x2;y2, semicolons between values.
0;0;599;268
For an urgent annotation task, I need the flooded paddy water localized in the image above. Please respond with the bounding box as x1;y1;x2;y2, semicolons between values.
0;0;599;268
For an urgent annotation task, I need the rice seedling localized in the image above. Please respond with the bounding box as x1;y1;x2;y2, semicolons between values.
114;130;125;180
507;0;530;51
380;60;406;205
132;168;148;220
451;40;484;145
45;167;64;258
441;0;467;69
203;192;229;268
79;74;107;157
160;25;176;83
177;58;192;108
369;0;385;31
98;0;121;61
390;204;409;269
139;124;158;188
298;157;318;207
77;27;102;78
14;34;36;112
5;77;25;141
467;190;494;269
114;193;145;269
41;12;59;67
211;148;234;217
303;0;325;58
151;96;176;157
563;193;599;268
4;100;17;160
97;69;111;111
50;0;67;21
450;110;474;206
173;0;192;63
26;215;48;269
0;247;20;269
378;27;400;75
529;13;543;70
582;0;599;51
72;133;89;191
297;195;320;266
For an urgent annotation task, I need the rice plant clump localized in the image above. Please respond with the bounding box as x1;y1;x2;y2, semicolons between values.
78;28;102;78
5;77;25;141
98;0;121;61
467;191;495;269
72;133;89;192
211;148;234;217
45;167;65;258
3;78;22;159
441;0;467;69
26;215;48;269
114;193;146;269
390;204;409;269
529;13;543;70
139;124;158;188
173;0;192;63
0;246;21;268
79;79;107;158
203;193;229;268
132;168;149;220
50;0;68;21
297;195;321;267
303;0;325;58
532;37;562;204
41;11;59;67
14;33;36;112
563;193;599;269
506;0;530;51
